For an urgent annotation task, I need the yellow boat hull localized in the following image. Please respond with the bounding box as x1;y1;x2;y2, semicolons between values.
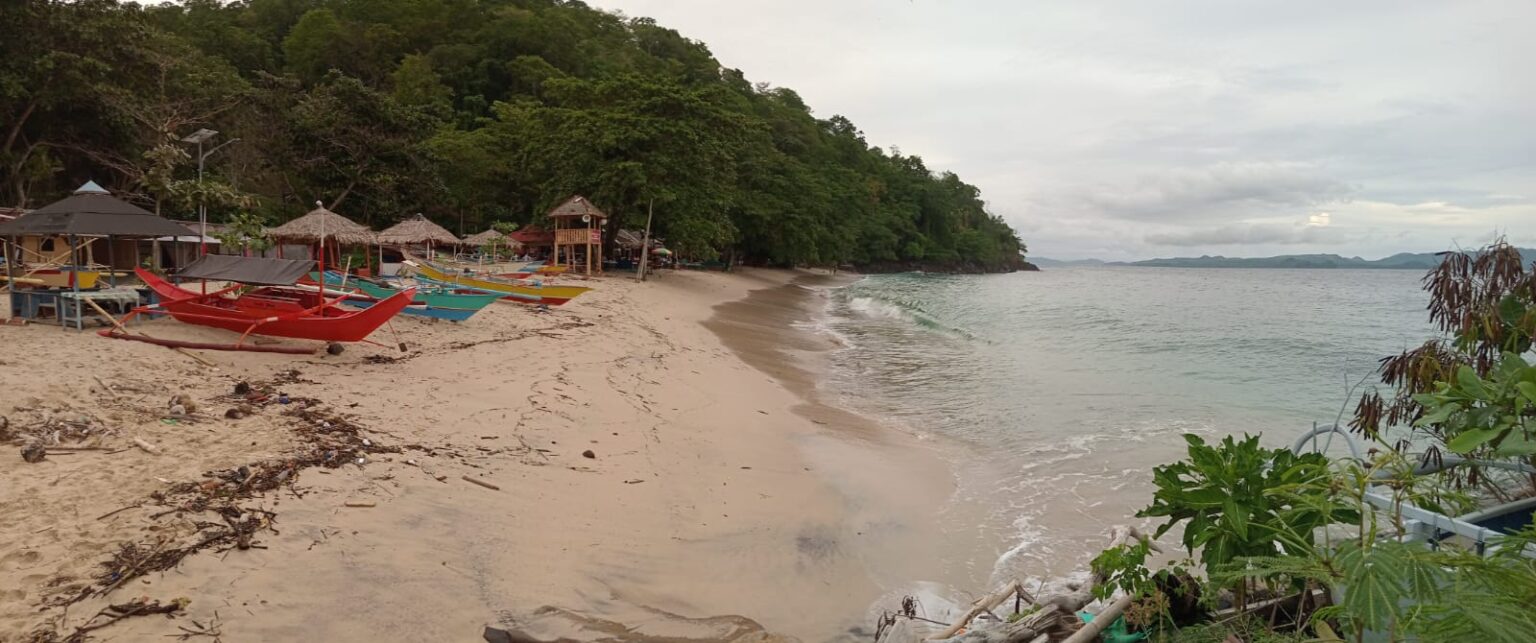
413;261;590;305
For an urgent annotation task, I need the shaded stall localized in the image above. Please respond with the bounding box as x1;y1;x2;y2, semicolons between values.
0;181;195;327
267;204;376;272
547;195;607;276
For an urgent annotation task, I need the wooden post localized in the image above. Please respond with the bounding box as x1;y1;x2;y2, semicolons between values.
637;199;654;282
2;236;13;321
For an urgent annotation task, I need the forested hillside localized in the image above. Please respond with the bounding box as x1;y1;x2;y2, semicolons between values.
2;0;1028;271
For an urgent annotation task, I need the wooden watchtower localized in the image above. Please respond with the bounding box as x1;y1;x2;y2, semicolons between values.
548;195;607;276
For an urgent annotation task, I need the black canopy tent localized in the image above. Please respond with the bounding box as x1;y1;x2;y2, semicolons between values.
176;255;316;286
0;182;196;322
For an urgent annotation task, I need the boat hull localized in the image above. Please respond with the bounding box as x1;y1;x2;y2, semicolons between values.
136;268;414;343
310;272;501;321
412;261;589;305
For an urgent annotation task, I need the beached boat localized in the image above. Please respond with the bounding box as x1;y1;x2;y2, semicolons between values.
104;257;415;351
308;271;502;322
406;257;591;306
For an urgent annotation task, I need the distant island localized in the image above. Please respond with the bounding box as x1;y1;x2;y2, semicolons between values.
1032;249;1536;270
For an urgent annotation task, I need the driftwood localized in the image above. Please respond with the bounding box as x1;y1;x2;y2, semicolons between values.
462;475;500;491
895;525;1165;643
132;437;161;455
936;604;1076;643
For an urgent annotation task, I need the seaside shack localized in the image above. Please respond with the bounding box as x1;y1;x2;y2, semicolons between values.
377;213;460;275
266;204;378;275
0;181;195;328
463;228;519;265
508;225;553;260
610;229;669;271
547;195;607;276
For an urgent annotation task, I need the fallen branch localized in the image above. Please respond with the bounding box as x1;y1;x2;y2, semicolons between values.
461;475;500;491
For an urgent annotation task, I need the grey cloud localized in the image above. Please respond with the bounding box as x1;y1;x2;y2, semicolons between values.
1084;162;1354;221
586;0;1535;259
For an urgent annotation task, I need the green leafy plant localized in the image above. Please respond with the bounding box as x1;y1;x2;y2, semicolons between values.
213;212;272;256
1412;352;1536;457
1220;456;1536;643
1139;434;1350;571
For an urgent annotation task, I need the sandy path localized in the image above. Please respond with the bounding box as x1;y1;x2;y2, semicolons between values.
0;269;964;643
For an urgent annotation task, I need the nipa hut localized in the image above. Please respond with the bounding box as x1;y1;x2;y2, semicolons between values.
266;203;376;271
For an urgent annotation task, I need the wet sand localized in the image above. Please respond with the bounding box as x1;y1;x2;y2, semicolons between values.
0;268;976;642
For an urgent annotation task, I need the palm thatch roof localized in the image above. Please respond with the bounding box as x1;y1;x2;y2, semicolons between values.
378;213;459;246
546;195;607;220
267;204;376;244
463;229;514;246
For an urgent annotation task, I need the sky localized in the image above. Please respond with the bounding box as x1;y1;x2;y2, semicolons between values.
589;0;1535;260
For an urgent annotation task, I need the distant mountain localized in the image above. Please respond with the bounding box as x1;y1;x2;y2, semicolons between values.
1029;257;1107;267
1027;249;1536;270
1111;249;1536;270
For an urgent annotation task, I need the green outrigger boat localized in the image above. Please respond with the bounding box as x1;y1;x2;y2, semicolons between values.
309;271;503;322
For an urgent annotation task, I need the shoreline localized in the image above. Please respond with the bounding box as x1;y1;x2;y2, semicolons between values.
0;268;976;642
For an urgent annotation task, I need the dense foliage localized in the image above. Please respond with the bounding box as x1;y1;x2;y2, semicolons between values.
1;0;1027;271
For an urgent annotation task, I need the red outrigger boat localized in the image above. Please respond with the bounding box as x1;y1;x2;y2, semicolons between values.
101;257;415;354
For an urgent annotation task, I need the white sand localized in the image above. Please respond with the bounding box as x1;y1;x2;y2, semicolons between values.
0;269;964;642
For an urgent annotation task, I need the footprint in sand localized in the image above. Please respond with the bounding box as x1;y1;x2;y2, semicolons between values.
0;550;41;571
0;589;27;602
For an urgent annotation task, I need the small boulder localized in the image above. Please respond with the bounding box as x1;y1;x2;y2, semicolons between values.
581;450;596;459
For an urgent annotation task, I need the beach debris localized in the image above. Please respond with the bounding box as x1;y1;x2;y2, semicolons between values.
92;376;118;400
44;596;190;643
278;394;291;405
344;500;376;508
133;438;162;455
224;407;246;420
462;475;501;491
21;442;47;463
582;449;596;459
169;392;199;414
169;404;187;417
234;381;251;395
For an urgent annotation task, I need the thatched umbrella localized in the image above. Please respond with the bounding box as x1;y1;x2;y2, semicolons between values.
378;213;459;247
462;228;518;265
462;229;508;246
267;203;375;268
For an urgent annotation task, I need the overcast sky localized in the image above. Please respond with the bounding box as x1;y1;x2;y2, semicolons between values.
591;0;1534;260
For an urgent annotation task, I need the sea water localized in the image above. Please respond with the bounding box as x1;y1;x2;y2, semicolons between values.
803;267;1437;585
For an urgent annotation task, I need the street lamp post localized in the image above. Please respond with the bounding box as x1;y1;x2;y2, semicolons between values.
179;128;240;258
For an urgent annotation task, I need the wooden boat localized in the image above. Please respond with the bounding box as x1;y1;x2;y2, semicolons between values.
112;266;414;348
308;272;502;322
408;258;590;306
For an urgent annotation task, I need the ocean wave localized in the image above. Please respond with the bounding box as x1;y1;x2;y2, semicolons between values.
836;293;978;340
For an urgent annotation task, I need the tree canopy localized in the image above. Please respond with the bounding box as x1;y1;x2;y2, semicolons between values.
2;0;1027;271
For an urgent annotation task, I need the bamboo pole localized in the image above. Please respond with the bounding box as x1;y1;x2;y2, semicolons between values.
84;297;218;368
1060;594;1134;643
637;199;654;282
926;580;1027;640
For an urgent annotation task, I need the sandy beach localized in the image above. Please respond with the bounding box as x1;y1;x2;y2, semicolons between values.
0;269;969;643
